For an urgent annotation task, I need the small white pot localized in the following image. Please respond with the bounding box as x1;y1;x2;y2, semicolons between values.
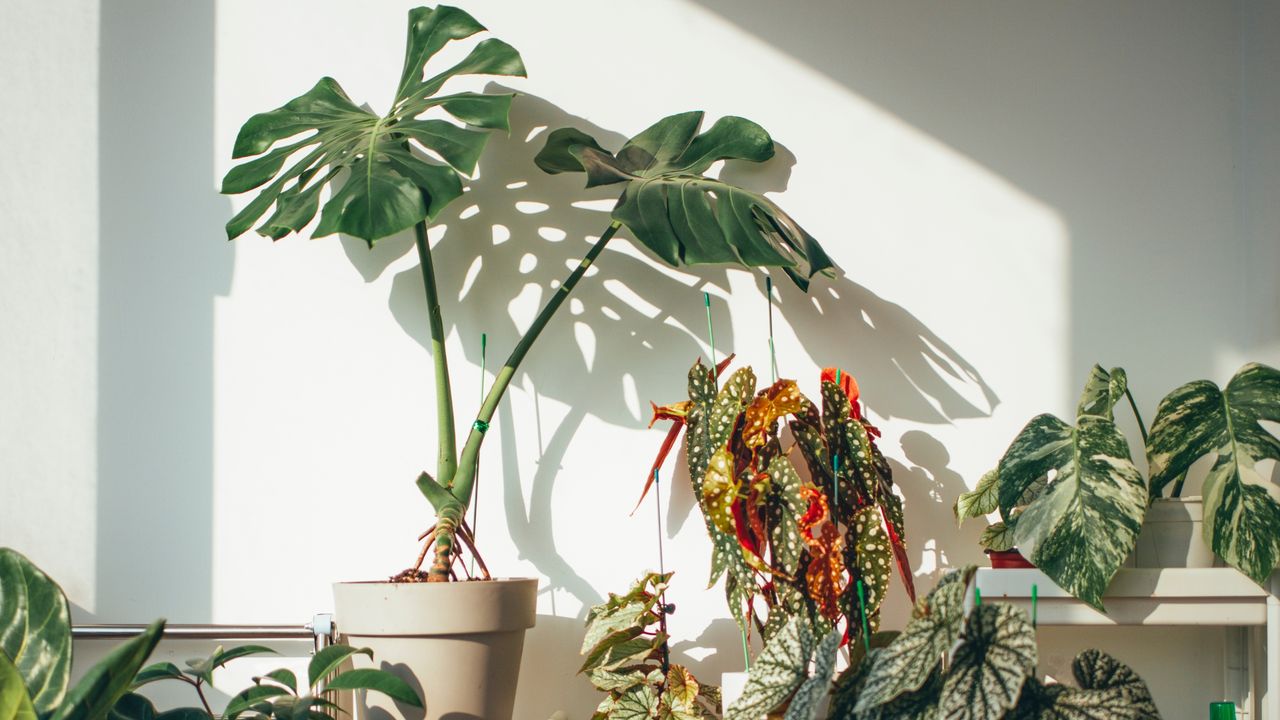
332;578;537;720
1130;496;1217;568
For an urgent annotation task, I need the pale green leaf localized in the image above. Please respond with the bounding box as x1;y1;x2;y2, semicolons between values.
940;604;1037;720
724;619;810;720
956;469;1001;523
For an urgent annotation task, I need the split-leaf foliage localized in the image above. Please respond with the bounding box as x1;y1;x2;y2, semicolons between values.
957;363;1280;604
222;4;838;581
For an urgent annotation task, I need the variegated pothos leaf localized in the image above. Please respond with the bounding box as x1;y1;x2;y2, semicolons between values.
939;603;1037;720
1147;363;1280;584
1000;414;1147;609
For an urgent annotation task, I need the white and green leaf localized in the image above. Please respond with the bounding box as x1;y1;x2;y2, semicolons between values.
724;619;810;720
1002;415;1147;610
1147;363;1280;584
1077;366;1128;421
782;630;841;720
939;604;1037;720
956;469;1001;523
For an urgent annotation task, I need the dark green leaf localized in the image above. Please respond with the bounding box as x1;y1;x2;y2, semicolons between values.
52;620;164;720
307;645;371;690
940;604;1037;720
107;693;156;720
1147;363;1280;583
225;686;293;720
129;663;185;690
153;710;208;720
537;113;835;290
224;6;522;244
255;669;297;694
0;548;72;716
325;669;421;708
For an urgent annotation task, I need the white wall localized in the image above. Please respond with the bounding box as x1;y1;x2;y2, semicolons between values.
2;1;1278;717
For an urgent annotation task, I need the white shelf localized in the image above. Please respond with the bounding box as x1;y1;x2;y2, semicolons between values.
975;567;1279;719
976;568;1270;625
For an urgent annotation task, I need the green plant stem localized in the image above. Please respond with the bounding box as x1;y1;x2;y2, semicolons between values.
415;221;458;485
427;221;622;579
1123;387;1148;445
194;680;214;717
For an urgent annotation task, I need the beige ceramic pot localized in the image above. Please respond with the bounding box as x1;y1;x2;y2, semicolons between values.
332;578;538;720
1129;496;1217;568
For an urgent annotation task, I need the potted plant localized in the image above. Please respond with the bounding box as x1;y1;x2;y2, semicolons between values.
1;547;164;720
643;361;916;714
722;566;1162;719
576;572;720;719
956;362;1280;610
221;5;836;717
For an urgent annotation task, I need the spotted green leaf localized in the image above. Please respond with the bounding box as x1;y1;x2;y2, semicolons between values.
610;685;658;720
998;413;1147;610
535;112;836;290
223;5;525;244
1009;649;1160;719
940;603;1037;720
863;671;943;720
1077;366;1128;421
0;548;72;716
1147;363;1280;584
956;469;1001;524
852;506;893;624
854;573;970;712
766;455;808;578
782;629;841;720
724;618;810;720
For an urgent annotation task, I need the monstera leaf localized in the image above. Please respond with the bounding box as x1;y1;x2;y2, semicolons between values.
994;369;1148;610
535;112;836;290
222;5;525;243
1147;363;1280;584
0;548;72;716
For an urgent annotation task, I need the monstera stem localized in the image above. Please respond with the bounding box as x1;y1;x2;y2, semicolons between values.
426;221;622;580
416;220;458;485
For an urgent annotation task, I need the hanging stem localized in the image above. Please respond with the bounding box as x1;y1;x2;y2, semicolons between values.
1123;387;1148;445
427;221;623;580
415;220;458;485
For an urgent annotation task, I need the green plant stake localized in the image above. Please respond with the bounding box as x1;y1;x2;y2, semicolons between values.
974;586;982;607
765;276;778;383
857;579;870;652
704;291;718;391
469;332;487;577
1031;584;1038;628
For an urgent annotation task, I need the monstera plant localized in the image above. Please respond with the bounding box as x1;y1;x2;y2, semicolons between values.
726;567;1162;720
643;361;914;649
1;547;165;720
957;362;1280;608
223;3;837;583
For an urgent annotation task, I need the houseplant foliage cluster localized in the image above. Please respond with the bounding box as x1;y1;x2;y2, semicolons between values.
728;567;1162;720
221;3;836;583
0;548;415;720
2;546;164;720
578;573;719;720
956;363;1280;608
645;362;916;646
